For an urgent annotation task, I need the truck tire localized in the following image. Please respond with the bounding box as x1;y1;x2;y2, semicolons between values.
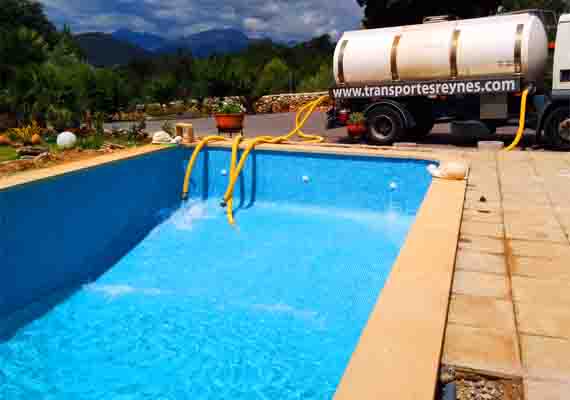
544;106;570;149
366;106;405;145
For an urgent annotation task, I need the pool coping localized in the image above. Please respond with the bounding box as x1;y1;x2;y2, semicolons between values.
0;142;466;400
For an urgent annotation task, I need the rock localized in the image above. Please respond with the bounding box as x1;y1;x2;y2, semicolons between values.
57;131;77;149
102;142;125;150
31;133;42;145
152;130;172;144
33;152;51;164
17;146;48;156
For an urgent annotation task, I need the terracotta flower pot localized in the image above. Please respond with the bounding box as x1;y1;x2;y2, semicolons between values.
0;135;12;146
347;123;367;138
31;133;42;145
214;113;245;131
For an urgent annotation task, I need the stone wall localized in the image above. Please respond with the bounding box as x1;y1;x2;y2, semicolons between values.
254;92;331;114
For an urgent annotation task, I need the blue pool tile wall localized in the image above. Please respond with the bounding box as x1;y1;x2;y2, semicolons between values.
0;147;432;322
0;149;186;320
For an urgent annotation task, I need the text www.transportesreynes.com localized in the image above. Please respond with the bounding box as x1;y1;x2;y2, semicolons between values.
331;79;520;99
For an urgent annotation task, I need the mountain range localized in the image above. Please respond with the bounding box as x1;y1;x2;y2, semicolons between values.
75;28;270;66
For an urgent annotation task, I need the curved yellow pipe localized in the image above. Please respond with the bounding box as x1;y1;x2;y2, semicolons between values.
504;88;530;151
222;96;327;205
181;135;225;200
181;95;329;225
227;134;242;225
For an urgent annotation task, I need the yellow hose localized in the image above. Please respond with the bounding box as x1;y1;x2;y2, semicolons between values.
504;88;530;151
181;135;225;200
181;95;329;225
227;134;243;225
222;96;328;206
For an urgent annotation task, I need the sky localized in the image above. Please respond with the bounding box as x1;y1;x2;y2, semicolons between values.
38;0;363;41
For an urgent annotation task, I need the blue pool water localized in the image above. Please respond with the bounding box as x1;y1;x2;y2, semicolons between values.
0;148;432;399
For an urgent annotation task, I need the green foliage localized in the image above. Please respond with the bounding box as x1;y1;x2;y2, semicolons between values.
0;146;18;163
0;0;57;43
78;134;104;150
146;75;177;105
356;0;570;28
212;100;246;114
348;112;366;124
298;62;333;92
255;58;290;96
9;120;42;144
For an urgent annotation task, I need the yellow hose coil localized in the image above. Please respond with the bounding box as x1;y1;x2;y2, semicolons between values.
504;88;530;151
180;95;329;224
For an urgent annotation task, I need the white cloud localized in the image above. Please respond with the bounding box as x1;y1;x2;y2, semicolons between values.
38;0;362;41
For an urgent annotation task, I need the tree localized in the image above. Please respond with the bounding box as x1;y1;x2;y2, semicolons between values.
298;62;333;92
0;0;57;42
356;0;501;28
255;58;290;96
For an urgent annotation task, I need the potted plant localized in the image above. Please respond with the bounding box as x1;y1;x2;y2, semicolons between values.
346;112;367;140
213;100;246;132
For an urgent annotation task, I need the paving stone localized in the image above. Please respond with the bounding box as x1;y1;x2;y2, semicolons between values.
512;276;570;305
460;221;504;238
455;250;506;274
459;235;505;254
453;270;509;299
505;222;568;243
448;294;516;332
516;301;570;339
512;256;570;281
509;240;570;259
525;379;570;400
443;324;521;376
462;208;503;224
521;335;570;381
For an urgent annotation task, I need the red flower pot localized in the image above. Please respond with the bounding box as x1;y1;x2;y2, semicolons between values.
338;110;349;125
347;123;367;138
214;113;245;130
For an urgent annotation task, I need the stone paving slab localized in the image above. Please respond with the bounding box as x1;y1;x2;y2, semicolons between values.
516;301;570;339
462;208;503;224
511;256;570;281
525;379;570;400
443;324;521;376
448;294;516;332
460;220;504;238
452;270;509;299
512;276;570;305
455;249;506;275
508;239;570;258
458;235;505;254
521;335;570;381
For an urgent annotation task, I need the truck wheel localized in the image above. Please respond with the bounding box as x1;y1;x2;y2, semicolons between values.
544;106;570;149
366;106;405;145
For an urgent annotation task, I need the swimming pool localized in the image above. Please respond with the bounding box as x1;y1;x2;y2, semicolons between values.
0;147;432;399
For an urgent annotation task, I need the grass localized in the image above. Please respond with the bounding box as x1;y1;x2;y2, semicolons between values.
0;146;18;163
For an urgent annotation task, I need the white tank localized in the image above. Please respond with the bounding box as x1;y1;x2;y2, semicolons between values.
334;13;548;86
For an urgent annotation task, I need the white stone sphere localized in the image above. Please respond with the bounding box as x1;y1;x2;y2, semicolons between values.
57;131;77;149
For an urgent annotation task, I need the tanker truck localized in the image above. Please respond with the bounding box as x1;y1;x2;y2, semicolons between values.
329;10;570;148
